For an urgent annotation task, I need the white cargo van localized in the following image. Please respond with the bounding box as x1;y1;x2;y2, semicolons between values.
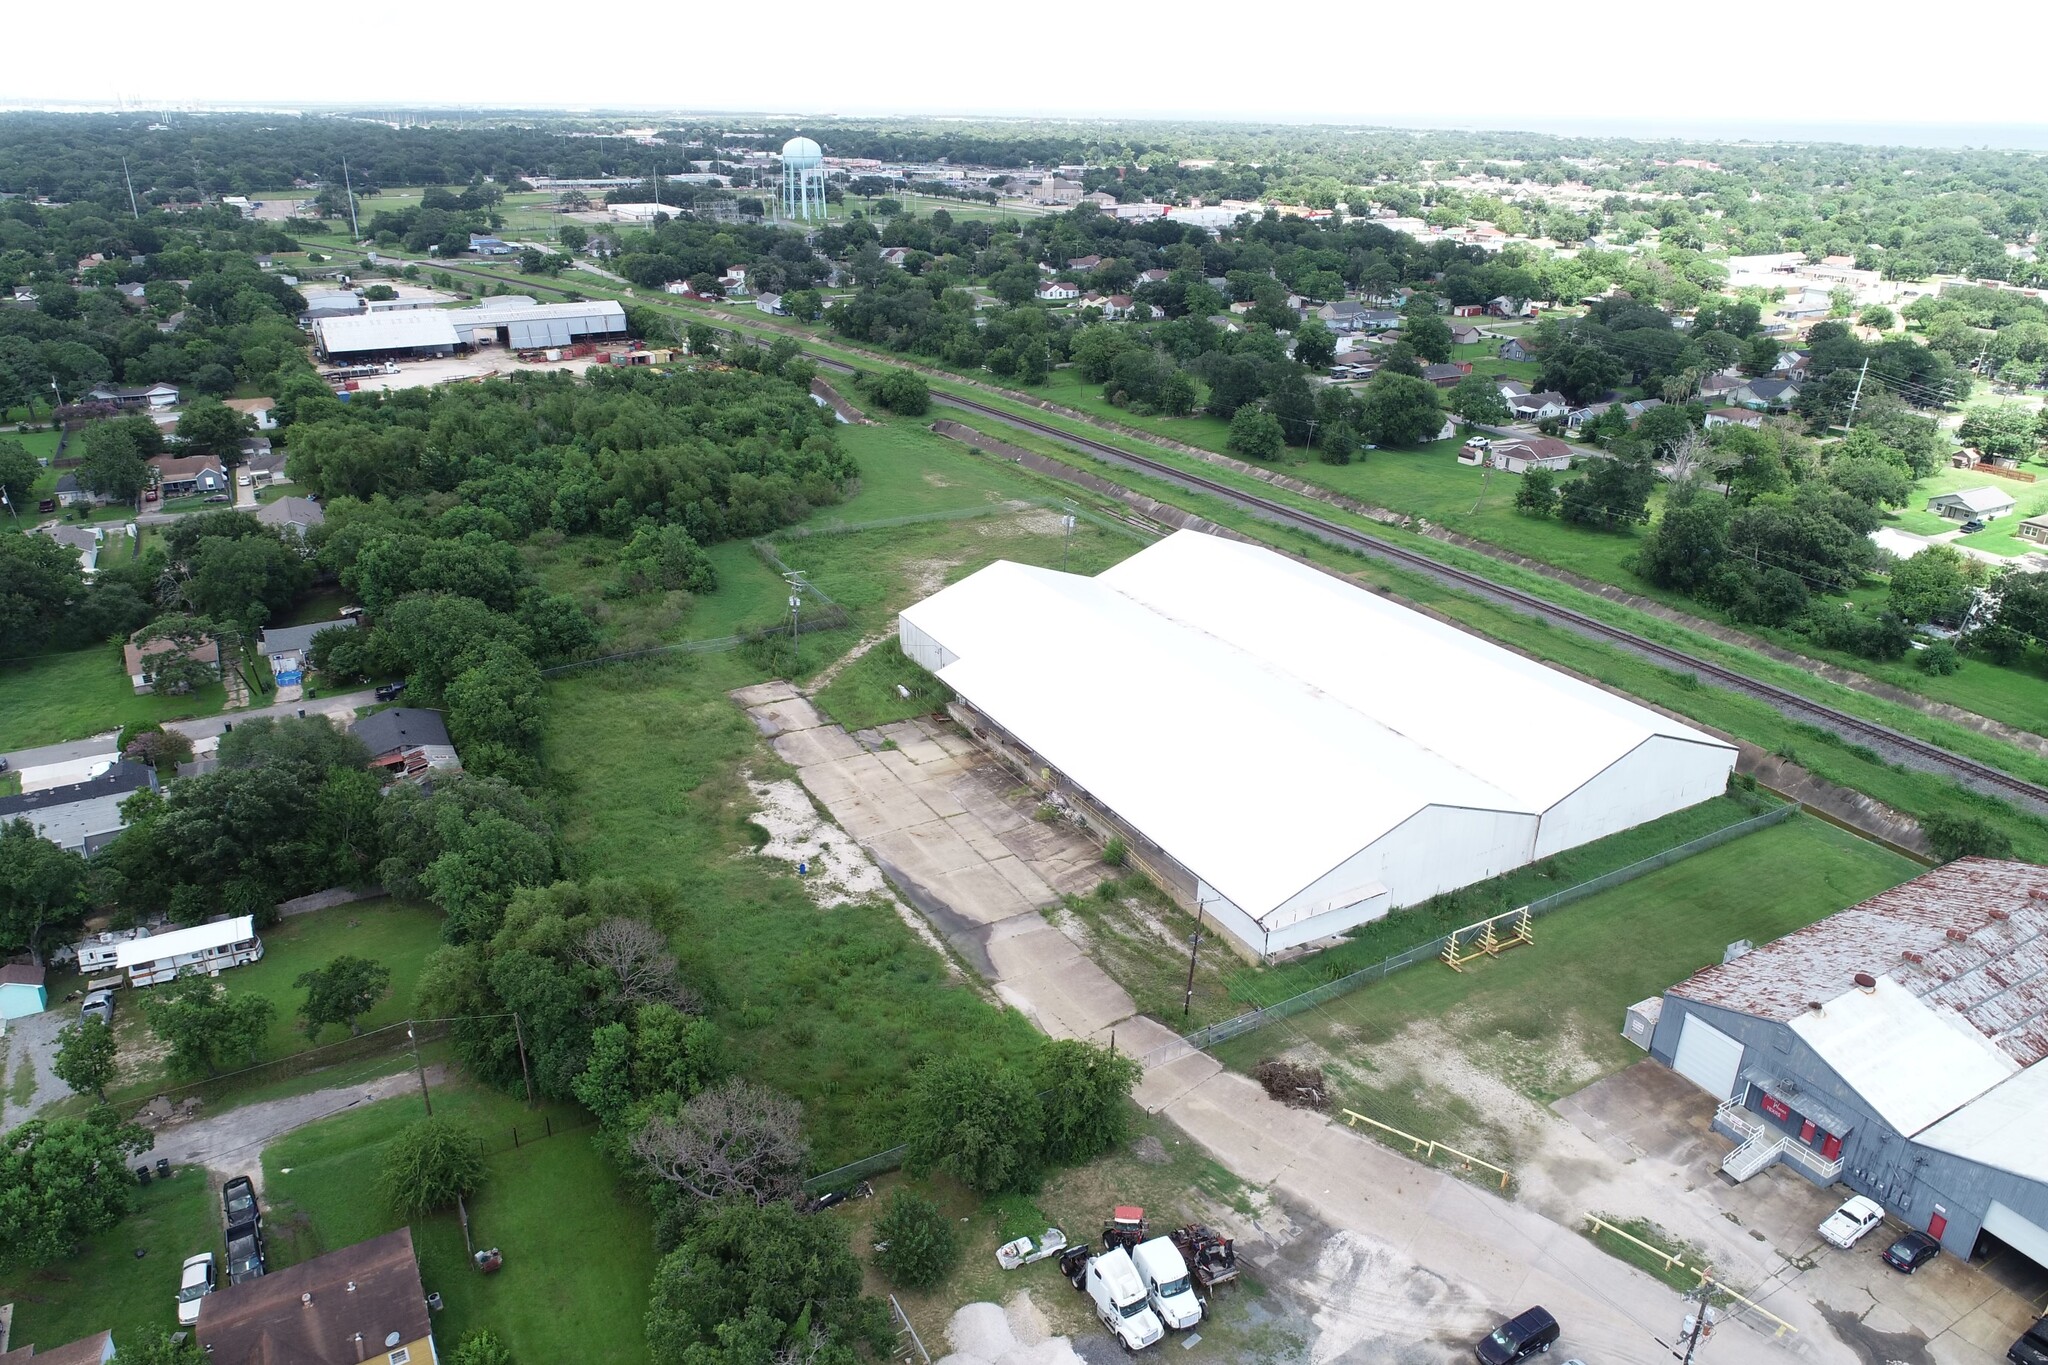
1085;1247;1164;1350
1131;1236;1203;1330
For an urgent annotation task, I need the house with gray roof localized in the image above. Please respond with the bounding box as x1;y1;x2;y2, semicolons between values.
1927;486;2017;524
259;617;358;684
255;495;324;540
0;759;158;854
350;707;460;782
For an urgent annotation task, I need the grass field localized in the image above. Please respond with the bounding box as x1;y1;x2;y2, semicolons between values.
0;1166;218;1351
810;639;954;732
1212;815;1920;1163
225;899;446;1055
0;646;224;750
261;1081;648;1364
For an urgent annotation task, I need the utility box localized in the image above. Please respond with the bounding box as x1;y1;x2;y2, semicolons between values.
1623;996;1663;1051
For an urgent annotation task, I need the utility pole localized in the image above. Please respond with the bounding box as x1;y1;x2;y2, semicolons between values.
1059;503;1077;571
122;157;140;220
407;1021;433;1116
1844;358;1870;429
341;156;361;241
1182;900;1208;1020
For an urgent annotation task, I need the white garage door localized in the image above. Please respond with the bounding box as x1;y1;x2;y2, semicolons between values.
1983;1202;2048;1270
1672;1014;1745;1099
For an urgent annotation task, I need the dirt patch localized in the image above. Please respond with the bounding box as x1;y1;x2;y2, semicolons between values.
802;631;890;696
990;509;1070;537
923;471;956;487
906;554;967;599
743;771;960;974
1129;1134;1171;1165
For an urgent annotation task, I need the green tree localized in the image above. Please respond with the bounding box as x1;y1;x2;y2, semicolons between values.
294;955;392;1040
1514;466;1561;519
184;533;312;633
1448;373;1510;425
52;1018;118;1101
1633;488;1728;592
0;817;90;959
1226;407;1285;461
1920;811;2014;862
1887;545;1978;626
1559;458;1656;530
872;1190;959;1290
1035;1038;1140;1166
1859;305;1895;330
631;1002;727;1101
175;398;254;457
1291;317;1337;371
903;1055;1041;1195
78;420;149;502
574;1022;635;1126
1958;403;2039;462
110;1329;205;1365
1157;370;1197;417
870;369;929;415
1402;312;1453;363
1826;455;1911;508
1357;371;1443;448
142;976;276;1079
129;616;221;696
218;713;370;778
0;534;83;653
0;1110;153;1272
644;1201;885;1365
0;438;38;512
617;523;717;594
378;1116;488;1219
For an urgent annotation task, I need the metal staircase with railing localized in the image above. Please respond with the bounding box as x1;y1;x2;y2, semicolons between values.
1715;1099;1844;1183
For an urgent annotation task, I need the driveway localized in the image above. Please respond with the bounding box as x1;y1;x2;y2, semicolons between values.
143;1065;444;1193
737;686;1809;1364
0;1006;73;1130
163;687;380;742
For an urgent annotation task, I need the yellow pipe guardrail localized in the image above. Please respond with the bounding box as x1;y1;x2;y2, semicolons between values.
1582;1215;1798;1339
1341;1109;1512;1191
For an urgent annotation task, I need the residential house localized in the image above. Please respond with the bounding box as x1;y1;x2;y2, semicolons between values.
1566;402;1614;431
123;628;220;694
0;759;157;855
0;1326;115;1363
878;247;912;269
754;292;786;316
85;382;180;411
116;916;262;988
1497;380;1532;399
237;436;273;466
1066;255;1104;272
4;733;121;797
1035;280;1082;303
1488;437;1577;474
1136;268;1170;285
1497;338;1534;362
255;495;325;541
223;397;277;430
351;708;462;782
148;454;228;498
1699;371;1745;400
2018;514;2048;546
259;617;359;685
716;265;752;292
51;473;114;509
1622;398;1665;420
196;1229;436;1365
1081;191;1119;210
1329;357;1380;381
245;450;288;484
1101;294;1149;321
1487;295;1537;318
1318;300;1369;332
1703;409;1765;431
1772;349;1813;380
1507;390;1570;422
1732;378;1800;410
1926;487;2017;524
35;524;104;577
1778;291;1833;320
1358;309;1404;332
0;963;48;1022
468;234;514;255
1420;361;1472;388
1451;304;1487;318
1448;324;1485;346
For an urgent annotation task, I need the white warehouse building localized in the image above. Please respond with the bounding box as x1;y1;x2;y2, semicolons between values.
898;530;1737;959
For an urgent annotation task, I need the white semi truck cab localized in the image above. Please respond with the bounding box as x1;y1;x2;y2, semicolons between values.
1085;1247;1164;1350
1131;1236;1203;1330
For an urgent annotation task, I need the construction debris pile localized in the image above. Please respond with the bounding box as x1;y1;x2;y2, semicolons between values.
1253;1058;1330;1111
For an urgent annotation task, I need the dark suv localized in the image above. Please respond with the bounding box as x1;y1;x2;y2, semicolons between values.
222;1175;260;1233
1478;1306;1560;1364
226;1223;265;1285
2010;1315;2048;1365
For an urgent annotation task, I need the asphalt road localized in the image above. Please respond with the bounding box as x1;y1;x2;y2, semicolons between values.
162;687;382;741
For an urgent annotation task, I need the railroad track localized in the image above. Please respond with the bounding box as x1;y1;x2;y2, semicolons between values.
343;252;2048;813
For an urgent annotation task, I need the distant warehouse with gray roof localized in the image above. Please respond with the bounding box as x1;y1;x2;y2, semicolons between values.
1642;858;2048;1272
314;297;629;360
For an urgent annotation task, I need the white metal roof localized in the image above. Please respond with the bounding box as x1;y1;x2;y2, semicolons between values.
901;531;1730;922
115;916;257;968
1933;487;2016;513
1917;1061;2048;1183
1789;977;2017;1136
316;311;459;354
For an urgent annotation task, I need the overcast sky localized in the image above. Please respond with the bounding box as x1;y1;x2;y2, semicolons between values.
10;0;2048;148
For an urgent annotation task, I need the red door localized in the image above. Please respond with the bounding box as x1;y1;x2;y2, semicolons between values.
1821;1134;1843;1160
1799;1119;1817;1144
1929;1207;1948;1240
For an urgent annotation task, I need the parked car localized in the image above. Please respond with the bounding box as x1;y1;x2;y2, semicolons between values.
80;988;116;1025
1477;1306;1560;1364
2009;1314;2048;1365
1881;1230;1939;1273
37;499;55;513
374;682;405;701
237;472;252;486
226;1224;266;1285
1962;520;1987;534
222;1175;260;1233
1819;1195;1887;1249
176;1252;216;1326
204;494;230;504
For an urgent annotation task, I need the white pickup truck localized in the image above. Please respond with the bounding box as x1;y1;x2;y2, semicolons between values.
1131;1236;1203;1330
1085;1247;1164;1350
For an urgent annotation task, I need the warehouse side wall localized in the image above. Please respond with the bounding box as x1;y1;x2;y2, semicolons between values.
1534;736;1736;860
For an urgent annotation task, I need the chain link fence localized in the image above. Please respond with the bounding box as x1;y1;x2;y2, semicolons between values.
1169;804;1797;1058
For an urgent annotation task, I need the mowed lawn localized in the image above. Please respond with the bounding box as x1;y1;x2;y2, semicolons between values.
0;1165;218;1352
262;1084;650;1364
1213;815;1921;1158
225;899;447;1059
0;646;226;751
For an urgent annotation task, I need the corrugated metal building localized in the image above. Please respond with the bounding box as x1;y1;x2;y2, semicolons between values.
899;530;1737;959
314;299;627;359
1648;859;2048;1269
